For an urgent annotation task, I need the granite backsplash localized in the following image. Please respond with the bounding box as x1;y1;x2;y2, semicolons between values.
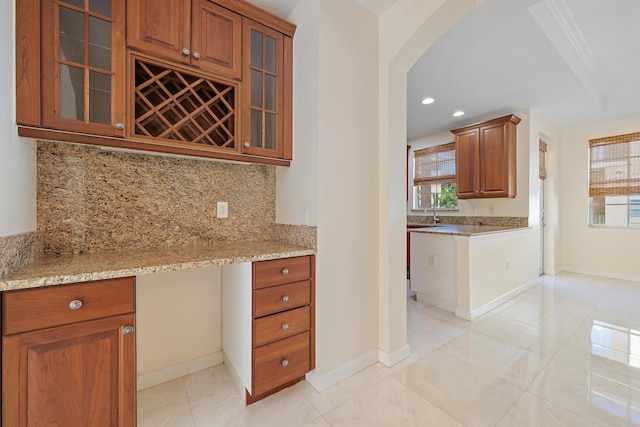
0;231;42;276
407;215;528;227
37;141;279;254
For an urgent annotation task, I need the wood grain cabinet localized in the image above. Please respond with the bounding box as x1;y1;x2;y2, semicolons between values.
451;114;521;199
16;0;296;166
241;18;293;160
127;0;242;79
1;277;136;427
223;255;315;403
17;0;127;137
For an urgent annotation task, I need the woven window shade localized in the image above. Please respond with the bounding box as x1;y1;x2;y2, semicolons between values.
413;142;455;186
589;132;640;197
539;141;547;180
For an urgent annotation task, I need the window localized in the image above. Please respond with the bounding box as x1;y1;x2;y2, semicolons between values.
589;132;640;227
413;143;458;210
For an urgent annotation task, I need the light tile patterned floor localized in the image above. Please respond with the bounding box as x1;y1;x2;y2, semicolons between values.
138;272;640;426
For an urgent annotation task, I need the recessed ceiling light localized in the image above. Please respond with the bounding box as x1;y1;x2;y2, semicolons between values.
452;110;465;117
421;97;435;105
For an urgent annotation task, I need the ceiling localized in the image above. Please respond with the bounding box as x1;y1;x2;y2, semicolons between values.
407;0;640;139
248;0;640;141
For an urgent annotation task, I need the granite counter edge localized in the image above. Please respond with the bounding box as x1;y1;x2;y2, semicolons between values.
408;226;532;237
0;246;316;292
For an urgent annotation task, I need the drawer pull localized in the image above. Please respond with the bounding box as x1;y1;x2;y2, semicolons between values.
282;323;289;331
282;268;289;276
68;299;83;310
123;326;135;335
282;295;290;303
281;359;289;368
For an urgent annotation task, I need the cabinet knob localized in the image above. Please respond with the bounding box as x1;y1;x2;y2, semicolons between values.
282;268;289;276
193;51;201;59
281;359;289;368
115;122;124;130
282;295;289;303
182;47;190;56
123;325;135;335
282;323;289;331
68;299;83;310
243;141;251;148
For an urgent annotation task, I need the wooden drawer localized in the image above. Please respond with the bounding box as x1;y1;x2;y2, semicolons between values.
253;332;310;396
253;280;310;317
2;277;136;336
253;306;310;347
254;256;311;289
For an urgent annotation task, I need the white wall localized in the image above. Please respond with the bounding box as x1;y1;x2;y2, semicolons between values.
0;1;36;237
376;0;484;370
466;229;538;315
559;116;640;280
283;0;381;388
136;267;222;388
275;0;319;227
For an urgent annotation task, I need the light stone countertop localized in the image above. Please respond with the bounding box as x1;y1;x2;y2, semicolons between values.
407;224;530;236
0;240;316;292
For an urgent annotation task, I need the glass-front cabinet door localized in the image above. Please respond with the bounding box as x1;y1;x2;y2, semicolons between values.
241;18;291;159
41;0;126;137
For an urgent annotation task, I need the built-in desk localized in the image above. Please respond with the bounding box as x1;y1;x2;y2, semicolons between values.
0;240;316;424
0;240;315;291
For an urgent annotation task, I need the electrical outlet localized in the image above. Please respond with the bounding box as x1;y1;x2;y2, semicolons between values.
301;208;309;225
505;259;510;270
217;201;228;219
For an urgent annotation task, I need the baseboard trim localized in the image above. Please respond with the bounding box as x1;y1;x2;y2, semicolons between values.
304;350;378;392
560;266;640;283
455;280;538;320
415;292;456;313
378;344;410;367
137;352;223;391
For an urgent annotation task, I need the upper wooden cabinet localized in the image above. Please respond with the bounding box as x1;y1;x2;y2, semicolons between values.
21;0;127;137
241;18;292;160
451;114;521;199
127;0;242;79
16;0;296;166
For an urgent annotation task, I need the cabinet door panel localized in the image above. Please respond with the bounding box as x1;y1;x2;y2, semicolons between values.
241;18;286;158
455;129;480;198
253;256;311;289
41;0;125;137
253;306;310;347
480;124;508;196
127;0;191;66
191;0;242;78
2;314;136;427
253;332;310;396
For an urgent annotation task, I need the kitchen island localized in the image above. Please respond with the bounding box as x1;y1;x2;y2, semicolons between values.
409;224;537;320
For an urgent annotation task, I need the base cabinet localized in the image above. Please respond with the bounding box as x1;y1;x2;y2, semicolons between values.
1;277;136;427
223;255;315;403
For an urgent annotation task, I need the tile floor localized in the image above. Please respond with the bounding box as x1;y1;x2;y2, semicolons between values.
137;272;640;426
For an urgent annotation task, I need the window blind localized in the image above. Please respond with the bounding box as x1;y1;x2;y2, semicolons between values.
589;132;640;197
539;141;547;180
413;142;455;186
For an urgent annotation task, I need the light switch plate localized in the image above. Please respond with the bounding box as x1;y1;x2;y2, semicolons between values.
217;202;228;219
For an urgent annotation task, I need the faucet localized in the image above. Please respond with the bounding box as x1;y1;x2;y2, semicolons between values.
424;188;440;224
